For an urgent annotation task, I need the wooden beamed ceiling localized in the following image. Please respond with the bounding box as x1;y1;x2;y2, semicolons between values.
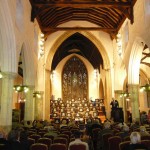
141;44;150;68
29;0;137;38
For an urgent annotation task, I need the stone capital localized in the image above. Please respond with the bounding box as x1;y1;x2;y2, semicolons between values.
114;90;124;94
33;91;44;95
2;72;17;79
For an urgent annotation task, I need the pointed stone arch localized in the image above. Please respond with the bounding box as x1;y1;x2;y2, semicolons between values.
46;31;110;70
45;30;112;120
128;37;145;84
20;42;36;85
0;1;17;72
128;37;146;121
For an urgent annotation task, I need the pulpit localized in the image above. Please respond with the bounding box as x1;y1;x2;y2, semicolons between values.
111;107;124;122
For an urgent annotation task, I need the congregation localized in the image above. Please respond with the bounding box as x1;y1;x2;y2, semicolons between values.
0;117;150;150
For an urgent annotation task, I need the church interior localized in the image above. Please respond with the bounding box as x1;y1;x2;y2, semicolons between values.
0;0;150;140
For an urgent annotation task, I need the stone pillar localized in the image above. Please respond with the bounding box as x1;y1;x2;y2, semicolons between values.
24;86;35;122
0;72;16;133
105;69;112;119
128;84;140;122
34;91;44;120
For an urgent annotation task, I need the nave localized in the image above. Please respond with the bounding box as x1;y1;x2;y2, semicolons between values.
1;118;150;150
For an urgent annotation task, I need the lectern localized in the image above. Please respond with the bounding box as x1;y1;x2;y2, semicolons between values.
111;107;124;122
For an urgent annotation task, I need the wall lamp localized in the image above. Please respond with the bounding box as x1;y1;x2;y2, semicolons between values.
140;84;150;92
0;70;3;78
120;92;130;98
13;85;29;93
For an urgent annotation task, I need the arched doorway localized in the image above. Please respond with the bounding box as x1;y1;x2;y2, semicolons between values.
62;56;88;100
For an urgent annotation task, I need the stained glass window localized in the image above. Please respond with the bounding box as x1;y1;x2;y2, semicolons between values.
62;56;88;100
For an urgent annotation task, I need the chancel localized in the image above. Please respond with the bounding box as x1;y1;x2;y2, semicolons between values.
0;1;150;149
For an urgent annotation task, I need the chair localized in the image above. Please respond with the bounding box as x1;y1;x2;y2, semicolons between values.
39;131;47;137
141;135;150;140
119;141;130;150
92;128;101;139
123;136;130;141
0;144;5;150
38;138;52;150
92;128;101;150
43;135;55;142
141;140;150;149
57;134;69;143
28;138;35;147
108;136;122;150
62;131;72;138
133;128;140;132
102;133;113;150
79;124;86;131
60;129;70;133
69;144;86;150
53;137;68;145
115;132;124;136
29;129;37;133
70;129;80;134
27;131;36;136
70;138;75;142
30;143;48;150
113;129;120;135
39;129;47;132
50;143;67;150
29;134;41;143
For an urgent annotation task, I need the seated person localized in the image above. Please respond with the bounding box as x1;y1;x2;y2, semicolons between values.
60;119;68;129
140;126;150;136
119;125;130;140
130;120;140;131
68;131;89;150
124;132;148;150
97;121;114;150
5;129;23;150
117;119;127;129
0;128;8;146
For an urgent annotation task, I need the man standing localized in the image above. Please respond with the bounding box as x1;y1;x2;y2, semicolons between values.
110;98;119;109
110;98;119;121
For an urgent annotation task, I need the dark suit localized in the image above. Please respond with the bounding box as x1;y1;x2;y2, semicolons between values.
110;100;119;119
110;100;119;109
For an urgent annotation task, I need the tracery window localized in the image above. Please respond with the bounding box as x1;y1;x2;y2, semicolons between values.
62;56;88;100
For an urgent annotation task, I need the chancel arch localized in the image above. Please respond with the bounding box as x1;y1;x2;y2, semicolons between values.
45;30;111;120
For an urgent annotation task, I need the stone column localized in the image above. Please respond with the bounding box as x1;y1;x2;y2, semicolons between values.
128;84;140;122
0;72;17;133
34;91;44;120
24;86;35;122
105;69;112;119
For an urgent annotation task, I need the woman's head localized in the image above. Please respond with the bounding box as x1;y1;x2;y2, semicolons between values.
140;126;146;132
130;132;141;144
123;125;129;132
